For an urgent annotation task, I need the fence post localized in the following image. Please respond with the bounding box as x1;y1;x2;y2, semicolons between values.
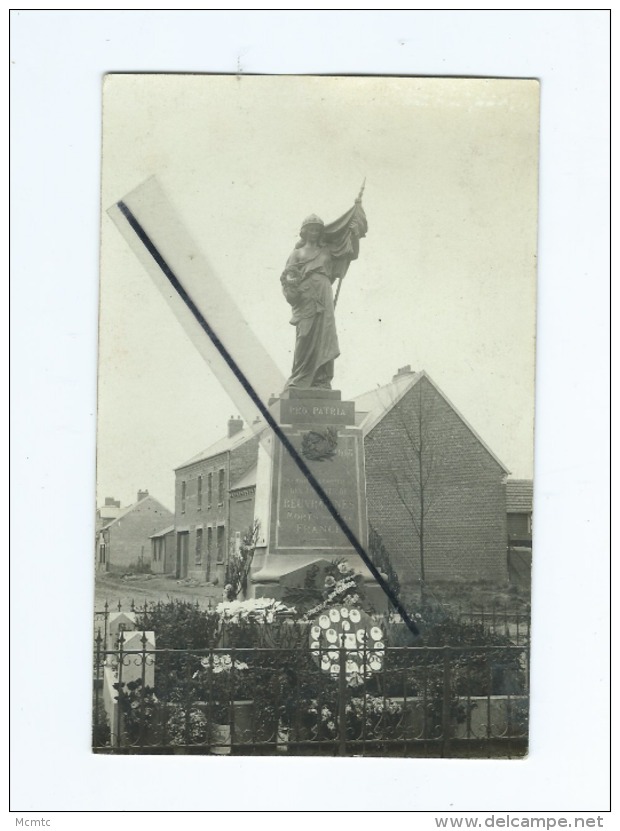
115;629;125;749
103;600;109;650
93;629;102;748
139;630;148;750
441;646;452;757
184;650;192;749
338;635;347;756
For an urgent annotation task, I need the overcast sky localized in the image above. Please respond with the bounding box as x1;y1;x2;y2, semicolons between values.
98;75;539;510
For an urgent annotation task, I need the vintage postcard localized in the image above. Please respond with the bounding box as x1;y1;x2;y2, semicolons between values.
94;74;538;757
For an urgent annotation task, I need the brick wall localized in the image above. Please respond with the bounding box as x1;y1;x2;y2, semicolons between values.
230;436;260;484
173;436;260;581
175;452;225;581
230;490;255;543
363;376;508;586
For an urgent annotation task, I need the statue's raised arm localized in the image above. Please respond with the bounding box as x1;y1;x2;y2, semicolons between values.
280;187;368;392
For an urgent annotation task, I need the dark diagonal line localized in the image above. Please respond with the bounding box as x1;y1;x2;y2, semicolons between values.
116;200;419;636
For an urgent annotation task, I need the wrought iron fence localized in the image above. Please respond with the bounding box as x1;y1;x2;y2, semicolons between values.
93;630;529;758
447;601;531;646
94;596;530;648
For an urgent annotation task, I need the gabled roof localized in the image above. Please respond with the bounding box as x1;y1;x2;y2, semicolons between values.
506;479;534;513
175;422;265;471
352;371;423;437
353;370;510;474
101;495;173;531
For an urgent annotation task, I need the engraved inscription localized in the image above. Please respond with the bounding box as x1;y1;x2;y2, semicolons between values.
274;431;362;549
279;398;355;425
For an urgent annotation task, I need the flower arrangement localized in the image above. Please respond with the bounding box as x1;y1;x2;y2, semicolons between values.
197;654;249;674
215;597;294;625
189;651;253;722
283;559;366;617
305;695;404;741
166;706;211;747
113;678;158;745
305;560;364;618
308;605;386;686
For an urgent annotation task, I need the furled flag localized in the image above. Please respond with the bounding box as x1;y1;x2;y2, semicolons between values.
323;183;368;306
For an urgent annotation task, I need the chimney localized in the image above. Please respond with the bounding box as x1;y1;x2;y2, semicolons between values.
392;364;415;381
228;415;244;438
137;489;149;502
104;497;115;506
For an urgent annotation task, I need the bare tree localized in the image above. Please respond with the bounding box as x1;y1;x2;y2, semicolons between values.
374;379;445;599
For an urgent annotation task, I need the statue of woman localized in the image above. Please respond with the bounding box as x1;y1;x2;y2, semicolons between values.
280;194;367;391
281;214;339;390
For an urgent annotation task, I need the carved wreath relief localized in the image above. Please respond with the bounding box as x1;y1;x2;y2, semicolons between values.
301;427;338;461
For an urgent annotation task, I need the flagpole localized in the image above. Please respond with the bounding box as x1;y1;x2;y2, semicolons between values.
333;179;365;310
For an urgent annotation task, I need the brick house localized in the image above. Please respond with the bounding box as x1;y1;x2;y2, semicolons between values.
96;490;174;573
173;418;260;583
172;368;512;587
358;367;509;584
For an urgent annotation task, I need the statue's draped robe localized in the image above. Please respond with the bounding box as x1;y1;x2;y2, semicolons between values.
283;201;367;390
284;246;339;389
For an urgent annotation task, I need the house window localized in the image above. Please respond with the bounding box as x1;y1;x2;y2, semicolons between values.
99;543;106;564
207;473;213;508
218;469;225;505
195;528;203;566
216;526;226;564
207;527;213;567
197;475;203;510
181;481;186;514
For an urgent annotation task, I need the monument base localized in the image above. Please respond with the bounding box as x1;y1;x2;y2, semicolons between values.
248;389;388;613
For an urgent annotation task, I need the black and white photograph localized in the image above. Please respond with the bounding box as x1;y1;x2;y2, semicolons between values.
10;10;610;816
94;75;538;758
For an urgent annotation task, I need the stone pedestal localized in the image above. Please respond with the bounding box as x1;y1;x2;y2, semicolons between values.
249;389;386;610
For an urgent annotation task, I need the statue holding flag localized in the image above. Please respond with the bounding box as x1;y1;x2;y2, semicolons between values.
281;184;367;390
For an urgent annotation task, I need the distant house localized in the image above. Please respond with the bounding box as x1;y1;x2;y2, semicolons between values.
506;479;533;547
172;368;513;587
96;490;174;573
96;497;122;535
506;479;533;588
